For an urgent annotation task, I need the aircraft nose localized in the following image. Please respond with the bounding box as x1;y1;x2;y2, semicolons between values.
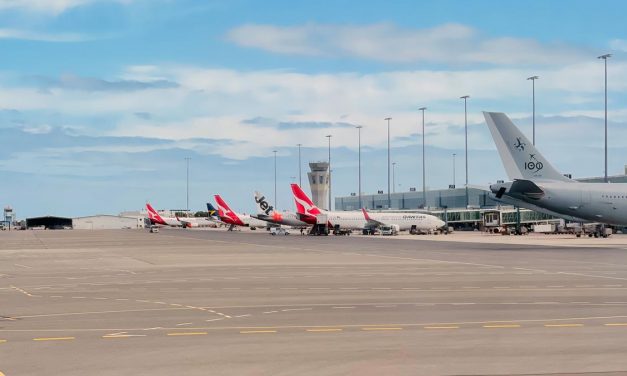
436;219;446;228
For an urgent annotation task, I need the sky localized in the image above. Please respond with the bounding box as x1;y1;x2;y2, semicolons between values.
1;0;627;217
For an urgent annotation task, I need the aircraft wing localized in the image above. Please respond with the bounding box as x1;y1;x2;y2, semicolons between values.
494;179;545;200
490;189;588;223
250;214;271;222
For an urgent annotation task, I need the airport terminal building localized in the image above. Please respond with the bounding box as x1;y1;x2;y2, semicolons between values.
335;187;497;211
334;170;627;230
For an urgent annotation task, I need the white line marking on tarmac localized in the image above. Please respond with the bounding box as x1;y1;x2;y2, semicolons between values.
10;307;188;319
280;308;311;312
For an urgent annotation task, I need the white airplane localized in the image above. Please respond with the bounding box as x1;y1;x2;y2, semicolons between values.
175;215;206;228
214;194;268;231
484;111;627;226
252;191;310;228
291;184;367;230
146;203;182;227
361;208;445;234
291;184;444;233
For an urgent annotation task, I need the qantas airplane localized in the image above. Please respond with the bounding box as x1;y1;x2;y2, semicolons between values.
252;191;309;228
361;208;445;233
146;203;182;227
291;184;445;233
214;194;268;231
291;184;371;231
484;112;627;227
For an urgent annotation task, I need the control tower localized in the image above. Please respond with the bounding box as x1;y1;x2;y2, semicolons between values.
307;162;330;210
3;206;14;230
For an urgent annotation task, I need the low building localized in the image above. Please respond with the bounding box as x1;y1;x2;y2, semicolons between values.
336;187;497;211
72;215;144;230
26;216;72;229
335;187;560;230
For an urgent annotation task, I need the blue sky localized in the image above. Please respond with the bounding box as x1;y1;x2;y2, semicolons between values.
1;0;627;217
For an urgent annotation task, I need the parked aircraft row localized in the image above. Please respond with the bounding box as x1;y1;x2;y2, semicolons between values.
147;183;445;234
149;111;627;236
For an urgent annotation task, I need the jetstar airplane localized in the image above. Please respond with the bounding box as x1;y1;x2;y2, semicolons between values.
146;203;182;227
214;194;268;231
291;184;368;230
252;191;309;228
361;208;444;233
484;111;627;227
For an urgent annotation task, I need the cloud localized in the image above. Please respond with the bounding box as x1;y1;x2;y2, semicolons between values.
226;23;591;66
27;74;179;92
610;39;627;52
4;61;627;162
0;28;85;41
276;121;358;130
134;112;152;120
0;0;133;15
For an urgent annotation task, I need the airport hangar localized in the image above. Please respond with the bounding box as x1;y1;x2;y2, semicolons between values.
25;215;145;230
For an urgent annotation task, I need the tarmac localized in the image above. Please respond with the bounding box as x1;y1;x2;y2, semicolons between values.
2;228;627;375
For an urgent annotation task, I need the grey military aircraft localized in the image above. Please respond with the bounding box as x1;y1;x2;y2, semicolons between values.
484;112;627;226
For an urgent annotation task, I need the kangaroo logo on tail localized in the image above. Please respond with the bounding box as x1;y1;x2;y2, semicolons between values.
146;203;165;224
290;184;321;216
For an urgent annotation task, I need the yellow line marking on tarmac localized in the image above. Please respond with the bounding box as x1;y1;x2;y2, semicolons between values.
306;328;343;332
6;314;627;334
604;323;627;326
483;324;521;328
544;324;583;327
240;330;277;334
0;339;7;343
424;326;459;329
33;337;75;341
362;327;403;331
167;332;207;336
1;371;5;376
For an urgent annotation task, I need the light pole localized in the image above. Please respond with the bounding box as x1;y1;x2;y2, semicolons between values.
184;157;191;212
385;117;392;209
326;135;332;210
452;153;456;187
356;125;363;209
418;108;426;208
272;150;278;207
297;143;302;187
460;95;470;207
527;76;539;145
598;53;611;182
392;162;397;194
